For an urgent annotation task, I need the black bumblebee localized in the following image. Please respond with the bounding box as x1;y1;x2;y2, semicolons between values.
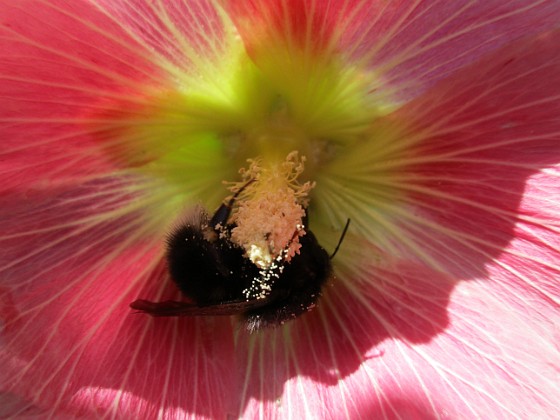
130;187;348;333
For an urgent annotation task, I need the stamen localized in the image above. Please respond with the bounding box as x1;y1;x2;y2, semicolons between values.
227;151;314;269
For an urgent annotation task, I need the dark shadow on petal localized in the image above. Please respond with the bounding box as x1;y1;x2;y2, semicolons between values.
389;30;560;281
231;256;455;405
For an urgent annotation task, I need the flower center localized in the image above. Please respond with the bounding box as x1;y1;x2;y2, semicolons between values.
91;30;399;238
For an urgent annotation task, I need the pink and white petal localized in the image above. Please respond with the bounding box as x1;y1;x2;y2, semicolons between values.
235;252;457;418
320;29;560;282
0;0;164;188
223;0;347;56
2;1;559;419
240;244;558;418
0;180;243;418
312;31;560;418
0;0;233;191
93;0;228;65
0;393;49;419
224;1;560;101
399;30;560;281
339;0;560;100
1;1;239;417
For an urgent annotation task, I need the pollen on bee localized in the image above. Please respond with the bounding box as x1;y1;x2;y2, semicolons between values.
227;151;314;270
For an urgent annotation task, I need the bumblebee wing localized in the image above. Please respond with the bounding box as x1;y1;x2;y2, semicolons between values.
130;298;269;317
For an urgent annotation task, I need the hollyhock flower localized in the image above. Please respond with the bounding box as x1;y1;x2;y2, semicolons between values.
1;0;559;418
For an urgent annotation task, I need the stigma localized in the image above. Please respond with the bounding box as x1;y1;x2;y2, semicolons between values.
227;151;314;269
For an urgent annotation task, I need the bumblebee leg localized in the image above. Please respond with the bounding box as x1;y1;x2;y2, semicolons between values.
210;179;254;228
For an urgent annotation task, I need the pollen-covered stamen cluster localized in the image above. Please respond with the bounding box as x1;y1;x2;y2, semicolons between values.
227;151;314;270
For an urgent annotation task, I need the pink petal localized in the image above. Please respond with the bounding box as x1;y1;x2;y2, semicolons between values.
0;1;237;416
224;0;344;55
392;30;560;281
225;1;560;101
0;0;176;191
341;0;560;99
0;182;240;418
313;31;560;417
